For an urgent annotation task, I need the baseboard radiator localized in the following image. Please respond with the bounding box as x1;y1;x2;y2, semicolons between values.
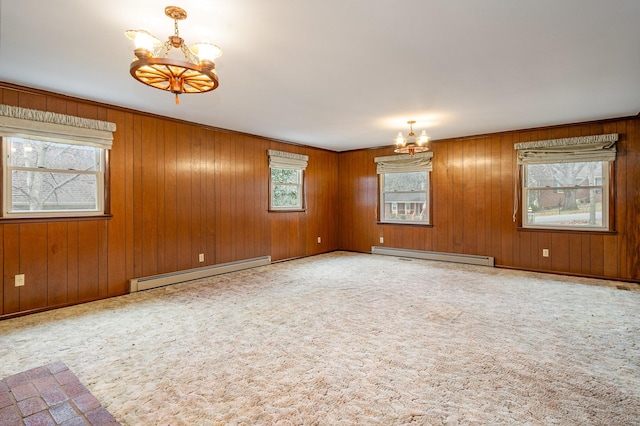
130;256;271;293
371;246;494;267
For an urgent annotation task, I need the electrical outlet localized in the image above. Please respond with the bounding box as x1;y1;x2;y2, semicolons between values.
317;236;321;244
379;236;384;244
542;249;549;257
15;274;25;287
198;253;205;262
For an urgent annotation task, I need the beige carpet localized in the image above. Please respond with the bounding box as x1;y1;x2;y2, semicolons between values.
1;251;639;425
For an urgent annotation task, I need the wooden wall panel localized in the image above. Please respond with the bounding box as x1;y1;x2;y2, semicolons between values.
337;152;355;250
98;220;109;297
19;223;48;311
141;116;159;277
132;115;143;278
67;222;79;302
474;138;487;256
77;221;100;301
214;132;230;264
615;121;628;279
489;136;502;261
47;222;68;306
625;119;640;280
106;109;127;295
190;126;203;267
3;225;20;314
155;118;167;274
499;133;514;266
162;121;178;273
452;139;465;253
175;123;193;270
123;112;135;286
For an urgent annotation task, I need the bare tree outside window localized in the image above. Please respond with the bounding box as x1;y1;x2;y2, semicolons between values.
5;137;103;215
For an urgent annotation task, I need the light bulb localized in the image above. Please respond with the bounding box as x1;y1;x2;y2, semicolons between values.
190;42;223;64
395;132;406;146
125;30;161;56
418;130;429;145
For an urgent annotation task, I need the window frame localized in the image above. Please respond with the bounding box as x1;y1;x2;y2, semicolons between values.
374;151;433;226
2;137;108;219
267;149;308;213
378;170;431;225
269;167;306;212
521;160;612;232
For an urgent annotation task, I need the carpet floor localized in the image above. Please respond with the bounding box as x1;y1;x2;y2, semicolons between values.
1;251;639;425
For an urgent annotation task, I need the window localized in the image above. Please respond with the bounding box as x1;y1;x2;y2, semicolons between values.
0;104;115;218
523;161;609;228
515;133;617;231
4;137;105;216
268;149;308;211
375;151;433;225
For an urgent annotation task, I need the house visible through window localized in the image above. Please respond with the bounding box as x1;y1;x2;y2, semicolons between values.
375;151;433;225
268;149;308;211
0;104;115;219
523;161;608;228
515;133;617;231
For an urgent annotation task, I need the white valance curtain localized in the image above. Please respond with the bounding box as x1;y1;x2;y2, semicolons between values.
268;149;308;170
514;133;618;165
374;151;433;174
0;104;116;149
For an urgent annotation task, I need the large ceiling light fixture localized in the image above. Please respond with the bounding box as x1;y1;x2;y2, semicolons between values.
393;120;430;155
125;6;222;104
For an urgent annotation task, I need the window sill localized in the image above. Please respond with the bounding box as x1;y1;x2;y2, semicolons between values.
377;221;433;227
269;209;306;213
517;226;616;235
0;214;113;224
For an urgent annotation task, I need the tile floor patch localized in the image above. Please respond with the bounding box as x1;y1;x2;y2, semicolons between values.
12;382;39;401
1;362;121;425
23;410;56;426
49;401;77;423
40;385;68;406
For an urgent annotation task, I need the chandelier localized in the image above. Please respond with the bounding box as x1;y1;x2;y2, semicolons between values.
394;121;430;155
125;6;222;104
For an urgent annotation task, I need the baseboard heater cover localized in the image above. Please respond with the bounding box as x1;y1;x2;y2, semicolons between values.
130;256;271;292
371;246;494;267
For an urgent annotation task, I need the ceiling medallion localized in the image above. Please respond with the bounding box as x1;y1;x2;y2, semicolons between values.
393;120;430;156
125;6;222;104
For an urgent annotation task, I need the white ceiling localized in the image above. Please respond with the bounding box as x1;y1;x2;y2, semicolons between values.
1;1;639;152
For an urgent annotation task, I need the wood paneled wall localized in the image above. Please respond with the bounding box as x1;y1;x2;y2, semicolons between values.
338;118;640;282
0;84;339;318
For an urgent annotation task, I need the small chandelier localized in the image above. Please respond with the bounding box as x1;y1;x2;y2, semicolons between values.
393;120;430;155
125;6;222;104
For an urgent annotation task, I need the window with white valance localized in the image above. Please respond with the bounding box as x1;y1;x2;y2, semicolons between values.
0;104;116;218
268;149;308;211
375;151;433;225
514;133;617;231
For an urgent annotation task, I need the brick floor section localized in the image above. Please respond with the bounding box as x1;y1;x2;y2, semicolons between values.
0;362;119;426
